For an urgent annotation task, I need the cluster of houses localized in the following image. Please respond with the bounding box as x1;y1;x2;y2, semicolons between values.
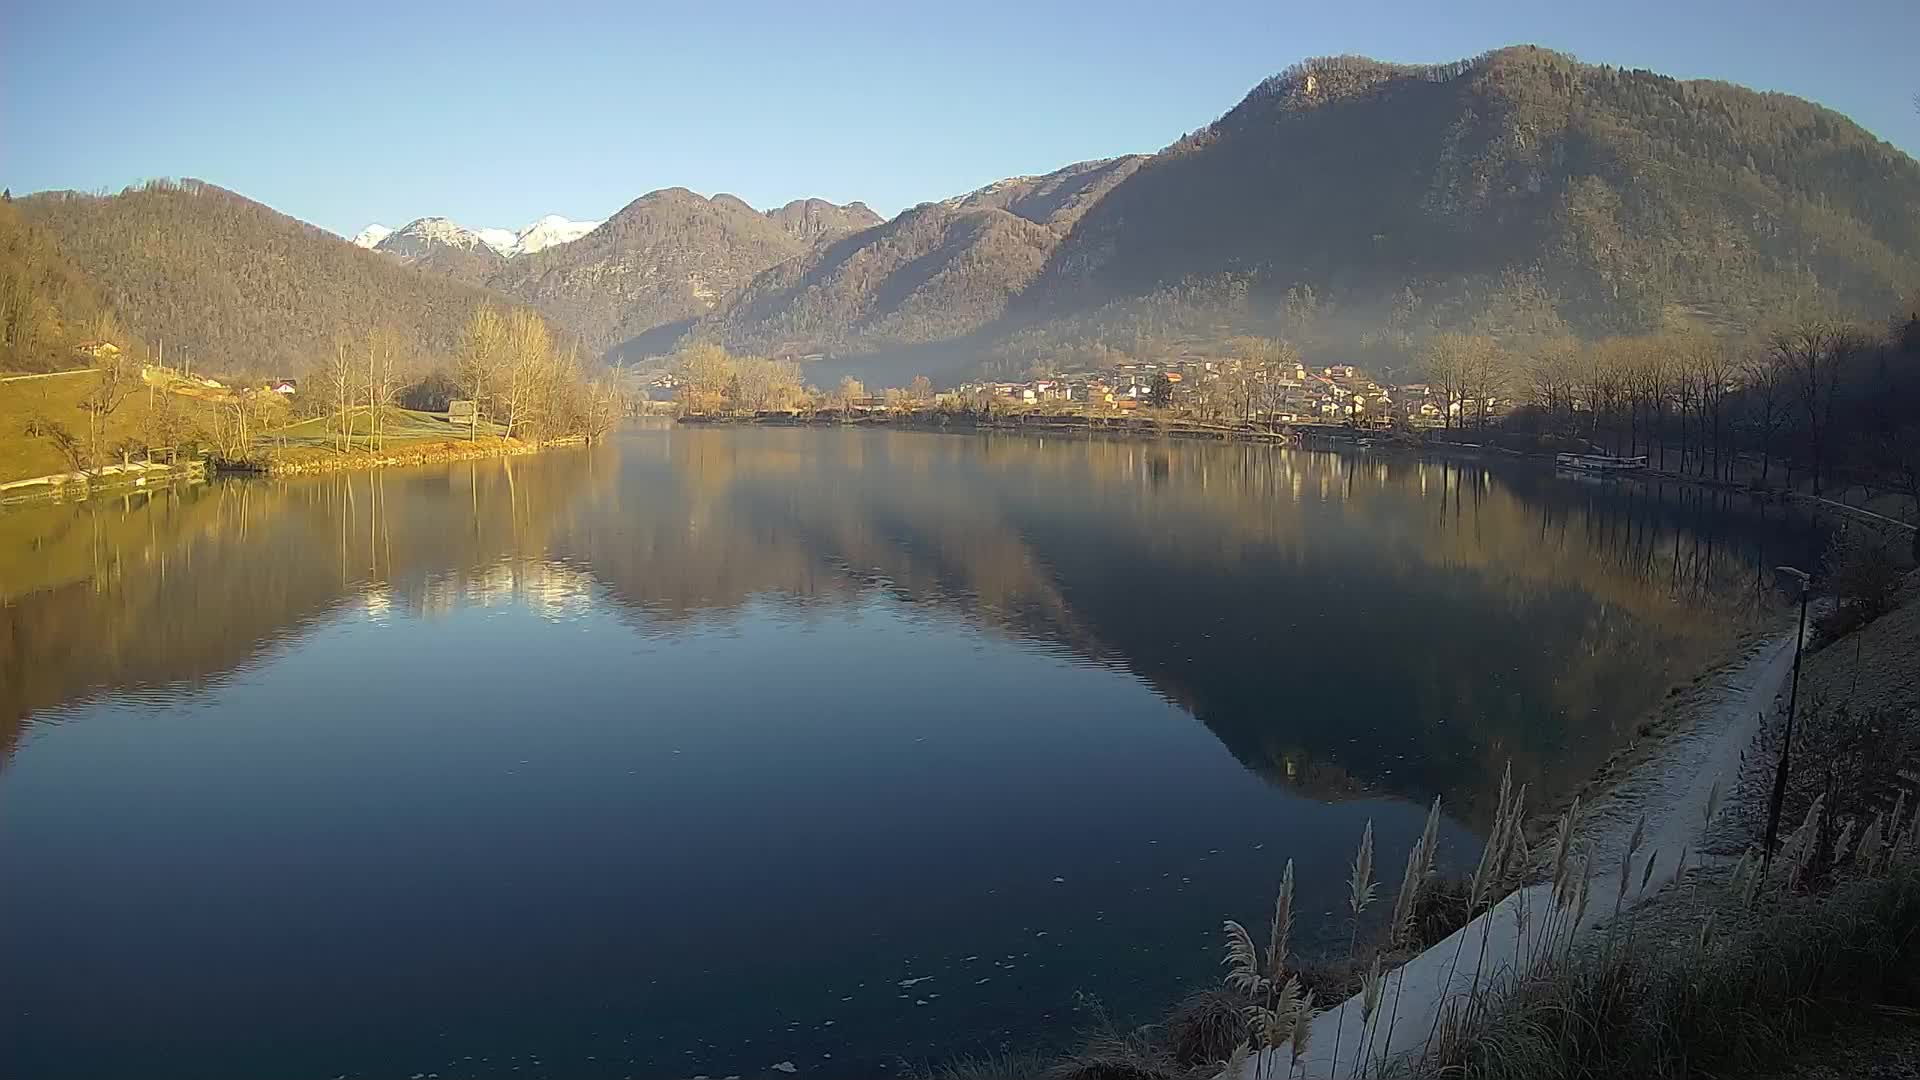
639;348;1504;426
955;359;1479;427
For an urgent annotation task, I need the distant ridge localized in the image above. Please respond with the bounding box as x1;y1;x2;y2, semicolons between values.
486;189;878;355
20;46;1920;383
19;179;525;375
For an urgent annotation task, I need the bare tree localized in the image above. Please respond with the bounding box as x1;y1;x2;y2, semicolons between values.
1421;333;1506;430
675;342;736;415
1679;334;1738;480
212;392;257;460
495;310;554;439
833;376;867;411
1773;321;1861;495
1526;336;1582;435
457;304;511;436
73;347;138;473
1454;335;1508;430
581;375;627;443
317;336;357;451
1741;348;1791;487
362;326;406;451
732;356;805;412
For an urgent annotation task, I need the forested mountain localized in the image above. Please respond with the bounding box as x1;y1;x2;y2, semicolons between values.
704;202;1058;356
0;198;119;372
1025;47;1920;337
705;48;1919;377
703;157;1146;356
484;188;874;356
18;180;515;377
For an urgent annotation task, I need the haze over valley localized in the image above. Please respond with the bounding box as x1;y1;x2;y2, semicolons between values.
11;46;1918;387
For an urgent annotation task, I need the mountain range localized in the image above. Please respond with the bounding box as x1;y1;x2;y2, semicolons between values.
354;214;604;260
701;156;1145;360
13;46;1920;385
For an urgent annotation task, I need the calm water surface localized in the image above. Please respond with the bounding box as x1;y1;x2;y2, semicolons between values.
0;427;1817;1079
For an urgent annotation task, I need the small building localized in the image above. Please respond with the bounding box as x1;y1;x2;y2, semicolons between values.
75;340;122;359
270;378;298;396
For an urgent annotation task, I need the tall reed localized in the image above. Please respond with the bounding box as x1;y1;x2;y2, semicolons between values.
1328;821;1375;1080
1371;795;1441;1074
1223;859;1303;1080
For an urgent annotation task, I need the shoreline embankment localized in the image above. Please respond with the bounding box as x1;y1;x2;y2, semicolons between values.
217;434;588;478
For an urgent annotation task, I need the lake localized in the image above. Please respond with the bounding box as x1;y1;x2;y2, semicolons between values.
0;427;1818;1080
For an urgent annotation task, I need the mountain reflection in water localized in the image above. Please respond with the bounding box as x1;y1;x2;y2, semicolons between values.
2;427;1810;809
0;426;1818;1079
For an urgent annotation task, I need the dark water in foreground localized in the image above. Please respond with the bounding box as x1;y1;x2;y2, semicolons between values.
0;427;1819;1079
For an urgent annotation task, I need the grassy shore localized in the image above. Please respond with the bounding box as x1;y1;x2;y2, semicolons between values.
232;431;582;477
0;368;225;484
2;374;587;500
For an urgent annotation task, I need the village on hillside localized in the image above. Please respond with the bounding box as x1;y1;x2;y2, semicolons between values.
949;357;1454;427
643;351;1479;429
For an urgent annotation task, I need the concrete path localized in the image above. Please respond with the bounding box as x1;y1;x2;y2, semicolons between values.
0;368;93;384
1229;628;1799;1080
0;458;197;494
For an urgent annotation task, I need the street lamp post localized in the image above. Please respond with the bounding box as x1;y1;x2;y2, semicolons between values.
1761;565;1813;880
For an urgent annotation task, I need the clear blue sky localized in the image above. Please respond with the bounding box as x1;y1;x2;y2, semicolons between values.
5;0;1916;238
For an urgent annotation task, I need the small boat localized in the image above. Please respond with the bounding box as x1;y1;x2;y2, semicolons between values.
1556;452;1648;473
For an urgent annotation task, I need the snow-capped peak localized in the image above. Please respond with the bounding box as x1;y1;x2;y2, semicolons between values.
380;217;494;257
352;214;602;259
513;215;601;255
475;227;520;256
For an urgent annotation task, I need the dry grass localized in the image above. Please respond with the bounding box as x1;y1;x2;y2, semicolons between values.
0;370;224;482
251;433;530;474
1418;865;1920;1080
922;1051;1057;1080
1406;875;1476;950
1417;662;1920;1080
919;1018;1181;1080
1166;989;1248;1069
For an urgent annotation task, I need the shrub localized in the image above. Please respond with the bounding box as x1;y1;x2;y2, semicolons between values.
1410;874;1475;949
1166;988;1247;1068
1419;866;1920;1080
1812;601;1871;646
1789;701;1918;834
1824;528;1905;623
